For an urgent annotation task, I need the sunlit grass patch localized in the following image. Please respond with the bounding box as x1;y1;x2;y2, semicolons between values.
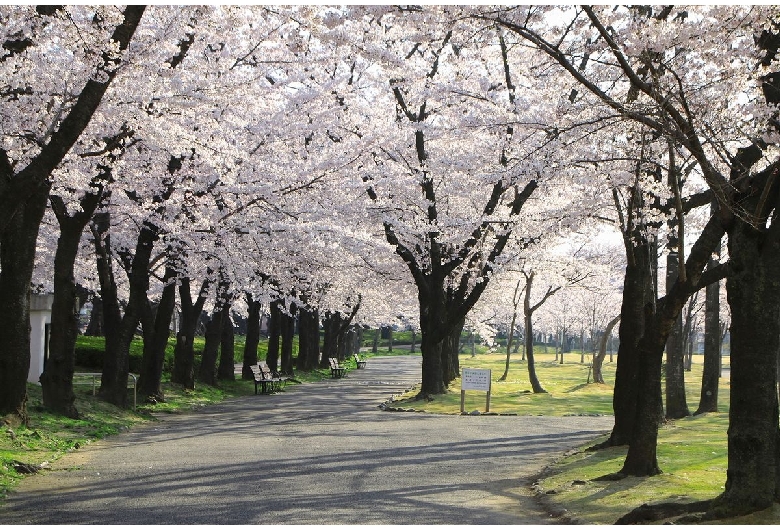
536;413;733;524
393;352;617;415
394;351;728;418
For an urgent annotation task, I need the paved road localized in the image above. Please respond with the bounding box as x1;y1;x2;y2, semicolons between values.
2;356;613;525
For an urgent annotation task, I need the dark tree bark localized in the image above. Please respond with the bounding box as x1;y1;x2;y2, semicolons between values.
0;186;48;423
355;326;364;356
441;317;463;385
297;305;320;371
602;186;656;448
0;5;145;423
716;162;780;514
322;302;361;366
665;251;690;419
620;216;725;476
241;292;260;380
217;304;235;381
371;328;379;353
171;277;209;389
199;308;222;386
696;256;721;415
41;181;105;418
709;30;780;513
97;156;177;408
199;278;230;386
267;299;281;372
137;265;176;402
85;297;104;336
279;302;295;376
97;217;161;408
322;312;338;364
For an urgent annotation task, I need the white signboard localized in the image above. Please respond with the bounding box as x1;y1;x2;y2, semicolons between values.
461;368;491;391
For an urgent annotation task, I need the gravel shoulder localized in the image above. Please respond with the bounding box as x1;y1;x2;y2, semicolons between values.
2;355;612;524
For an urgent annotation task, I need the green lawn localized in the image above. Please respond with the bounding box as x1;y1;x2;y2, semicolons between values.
393;351;731;416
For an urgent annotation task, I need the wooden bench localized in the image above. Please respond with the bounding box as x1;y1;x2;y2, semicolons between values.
353;353;367;369
329;357;346;378
261;361;290;391
250;363;286;394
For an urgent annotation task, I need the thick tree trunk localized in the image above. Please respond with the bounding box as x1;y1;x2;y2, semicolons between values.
607;237;654;446
100;221;160;408
199;307;223;386
41;205;88;418
709;33;780;516
417;292;447;397
715;217;780;514
44;165;110;416
355;326;364;356
296;306;318;371
371;328;379;353
0;188;48;423
241;293;260;380
322;304;360;367
217;304;235;381
267;299;281;372
620;216;724;476
442;318;463;386
85;297;104;336
309;309;321;366
419;331;446;396
665;251;690;419
336;321;348;361
90;212;122;395
322;312;339;364
137;266;176;402
619;314;666;476
696;256;721;414
280;302;295;375
100;313;137;408
171;277;208;389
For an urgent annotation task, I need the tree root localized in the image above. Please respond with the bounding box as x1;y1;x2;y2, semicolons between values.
615;500;712;524
586;436;625;452
593;471;627;482
413;391;436;402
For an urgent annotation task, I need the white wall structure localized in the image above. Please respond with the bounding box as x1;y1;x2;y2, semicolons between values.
29;294;54;383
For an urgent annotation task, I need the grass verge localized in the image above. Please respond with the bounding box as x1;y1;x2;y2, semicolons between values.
536;413;779;524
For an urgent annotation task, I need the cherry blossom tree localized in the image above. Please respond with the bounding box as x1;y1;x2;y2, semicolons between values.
480;4;780;517
0;5;146;422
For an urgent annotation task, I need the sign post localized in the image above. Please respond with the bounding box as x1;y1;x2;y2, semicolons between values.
460;368;492;413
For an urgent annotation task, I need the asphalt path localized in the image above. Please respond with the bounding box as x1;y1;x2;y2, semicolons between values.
2;355;613;525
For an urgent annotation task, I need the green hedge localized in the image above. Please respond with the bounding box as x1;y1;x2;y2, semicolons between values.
74;335;251;374
74;336;176;373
